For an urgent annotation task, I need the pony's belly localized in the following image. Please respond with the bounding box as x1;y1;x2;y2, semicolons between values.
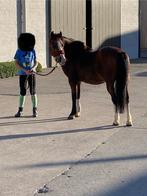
81;74;105;85
82;79;105;85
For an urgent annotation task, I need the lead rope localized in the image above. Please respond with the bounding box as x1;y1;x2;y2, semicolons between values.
24;75;29;90
32;63;58;76
24;63;58;90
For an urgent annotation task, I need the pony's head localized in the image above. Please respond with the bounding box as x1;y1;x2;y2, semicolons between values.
49;31;66;66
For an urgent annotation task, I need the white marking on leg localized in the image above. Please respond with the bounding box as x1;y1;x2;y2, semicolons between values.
113;111;120;126
126;104;132;126
75;99;81;117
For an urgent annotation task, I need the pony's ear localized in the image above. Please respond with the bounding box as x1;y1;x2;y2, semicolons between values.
50;31;54;38
59;31;62;37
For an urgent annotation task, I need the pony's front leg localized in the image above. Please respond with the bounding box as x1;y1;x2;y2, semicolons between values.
75;82;81;117
68;82;81;120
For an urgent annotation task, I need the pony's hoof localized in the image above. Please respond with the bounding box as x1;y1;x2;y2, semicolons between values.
68;115;75;120
113;122;119;126
126;121;133;126
75;112;80;117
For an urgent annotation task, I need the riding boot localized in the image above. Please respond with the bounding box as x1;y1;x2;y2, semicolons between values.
31;94;38;117
33;107;38;117
15;107;23;117
15;95;25;117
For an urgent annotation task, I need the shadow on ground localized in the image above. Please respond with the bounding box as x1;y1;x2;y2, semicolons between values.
134;71;147;77
93;172;147;196
0;124;120;141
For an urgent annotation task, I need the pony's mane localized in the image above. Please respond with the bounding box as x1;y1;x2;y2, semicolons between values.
64;40;93;63
50;33;94;63
63;36;74;41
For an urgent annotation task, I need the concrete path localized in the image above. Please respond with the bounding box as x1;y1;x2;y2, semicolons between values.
0;61;147;196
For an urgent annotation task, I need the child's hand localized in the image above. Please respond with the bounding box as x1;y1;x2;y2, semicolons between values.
25;70;31;75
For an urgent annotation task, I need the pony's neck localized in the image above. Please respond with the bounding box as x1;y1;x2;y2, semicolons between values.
63;36;74;45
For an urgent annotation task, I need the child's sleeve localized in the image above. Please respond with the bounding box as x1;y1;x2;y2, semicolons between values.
14;50;20;61
33;50;37;68
34;50;36;61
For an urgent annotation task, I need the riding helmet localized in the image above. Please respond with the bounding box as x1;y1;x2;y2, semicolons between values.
18;33;35;51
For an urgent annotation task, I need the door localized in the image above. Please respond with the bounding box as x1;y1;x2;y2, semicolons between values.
92;0;121;49
50;0;86;41
50;0;86;66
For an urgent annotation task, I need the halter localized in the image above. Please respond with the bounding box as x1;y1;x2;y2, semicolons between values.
51;49;64;58
50;48;66;66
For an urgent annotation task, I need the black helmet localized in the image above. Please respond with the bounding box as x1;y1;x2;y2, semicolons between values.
18;33;35;51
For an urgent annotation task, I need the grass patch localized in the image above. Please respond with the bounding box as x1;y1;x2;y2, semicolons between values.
0;61;43;79
0;61;17;79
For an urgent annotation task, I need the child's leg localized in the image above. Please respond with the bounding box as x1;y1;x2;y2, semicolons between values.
15;75;27;117
31;94;37;108
28;74;38;117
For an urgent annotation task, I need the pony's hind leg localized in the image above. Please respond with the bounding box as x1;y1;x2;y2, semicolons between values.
126;88;132;126
126;104;132;126
113;108;120;126
106;82;120;126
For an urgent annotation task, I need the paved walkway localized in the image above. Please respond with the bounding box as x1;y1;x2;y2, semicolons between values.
0;61;147;196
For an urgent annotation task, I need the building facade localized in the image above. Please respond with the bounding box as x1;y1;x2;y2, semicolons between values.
0;0;145;67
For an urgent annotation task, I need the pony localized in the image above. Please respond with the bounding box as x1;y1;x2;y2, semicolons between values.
49;31;132;126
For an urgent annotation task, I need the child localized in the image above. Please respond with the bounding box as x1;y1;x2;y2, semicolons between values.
14;33;38;117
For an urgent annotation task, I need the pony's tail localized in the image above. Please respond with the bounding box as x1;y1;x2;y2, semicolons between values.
115;52;129;113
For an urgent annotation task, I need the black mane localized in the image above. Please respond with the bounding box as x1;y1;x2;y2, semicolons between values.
64;40;92;63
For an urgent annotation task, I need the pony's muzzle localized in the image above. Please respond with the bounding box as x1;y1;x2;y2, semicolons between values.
55;54;66;66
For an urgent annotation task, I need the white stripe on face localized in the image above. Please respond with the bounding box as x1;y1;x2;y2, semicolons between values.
59;54;66;65
54;54;66;65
